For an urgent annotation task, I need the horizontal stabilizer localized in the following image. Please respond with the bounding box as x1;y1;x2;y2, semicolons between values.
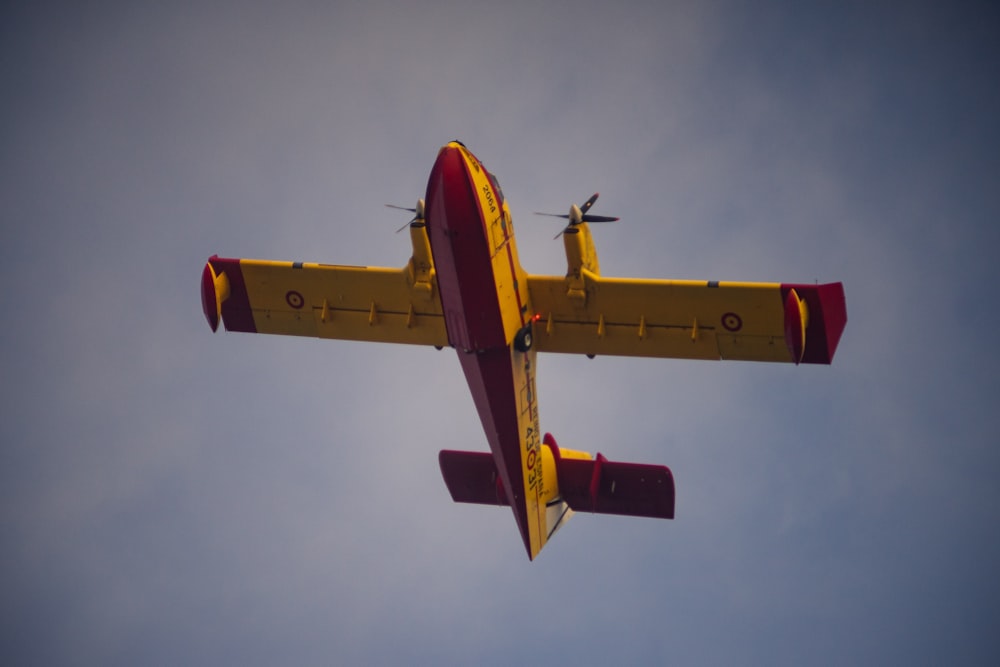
557;456;674;519
439;448;674;519
439;450;508;506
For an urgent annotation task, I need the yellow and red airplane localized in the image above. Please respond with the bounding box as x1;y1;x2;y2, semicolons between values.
201;141;847;560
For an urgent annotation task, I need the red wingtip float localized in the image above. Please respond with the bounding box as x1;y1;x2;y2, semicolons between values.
201;142;847;560
200;259;228;333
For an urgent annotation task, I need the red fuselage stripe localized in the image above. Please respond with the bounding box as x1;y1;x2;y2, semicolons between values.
424;147;505;350
424;145;533;554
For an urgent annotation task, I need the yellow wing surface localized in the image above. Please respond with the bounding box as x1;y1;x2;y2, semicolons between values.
527;269;846;364
201;255;449;347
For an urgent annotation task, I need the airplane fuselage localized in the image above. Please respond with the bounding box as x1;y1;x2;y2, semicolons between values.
424;142;553;558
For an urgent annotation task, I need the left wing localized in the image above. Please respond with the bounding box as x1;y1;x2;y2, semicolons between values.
201;255;449;346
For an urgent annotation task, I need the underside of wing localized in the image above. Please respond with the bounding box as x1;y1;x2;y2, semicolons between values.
201;255;449;347
527;271;846;364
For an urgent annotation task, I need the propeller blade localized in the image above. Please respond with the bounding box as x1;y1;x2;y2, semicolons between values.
386;199;425;233
537;192;618;238
579;192;600;216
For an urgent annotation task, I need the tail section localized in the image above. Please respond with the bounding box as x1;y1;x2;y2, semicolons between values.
543;433;675;519
439;434;674;556
438;449;508;506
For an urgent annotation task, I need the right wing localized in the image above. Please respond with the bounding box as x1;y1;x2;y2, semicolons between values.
201;255;449;347
527;270;846;364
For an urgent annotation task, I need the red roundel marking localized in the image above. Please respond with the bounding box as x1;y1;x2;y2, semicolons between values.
526;448;537;470
721;312;742;332
286;290;305;309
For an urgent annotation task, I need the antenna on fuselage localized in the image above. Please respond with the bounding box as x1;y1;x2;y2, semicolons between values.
385;198;425;233
534;192;619;238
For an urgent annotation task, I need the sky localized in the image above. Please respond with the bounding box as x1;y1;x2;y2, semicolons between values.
2;1;999;664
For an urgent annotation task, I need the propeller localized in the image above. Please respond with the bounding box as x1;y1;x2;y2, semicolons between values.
534;193;619;238
385;198;425;233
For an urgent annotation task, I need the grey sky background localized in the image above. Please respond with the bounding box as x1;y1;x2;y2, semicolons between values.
2;1;998;664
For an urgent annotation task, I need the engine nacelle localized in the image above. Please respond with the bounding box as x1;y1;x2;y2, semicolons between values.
563;222;600;280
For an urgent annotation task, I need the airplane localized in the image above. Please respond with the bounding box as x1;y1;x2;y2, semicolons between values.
201;141;847;560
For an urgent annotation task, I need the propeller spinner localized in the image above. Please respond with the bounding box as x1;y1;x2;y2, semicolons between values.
535;193;619;238
385;198;425;233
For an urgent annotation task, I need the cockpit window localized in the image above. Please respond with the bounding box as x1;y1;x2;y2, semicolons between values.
487;172;505;207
